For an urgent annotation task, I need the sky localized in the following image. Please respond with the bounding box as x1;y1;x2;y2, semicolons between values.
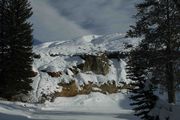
30;0;140;42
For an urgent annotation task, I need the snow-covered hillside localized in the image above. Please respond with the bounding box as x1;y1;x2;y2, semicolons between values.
33;33;139;56
1;33;180;120
31;33;140;101
0;33;142;120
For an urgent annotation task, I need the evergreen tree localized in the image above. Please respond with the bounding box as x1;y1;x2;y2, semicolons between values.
127;47;157;120
127;0;180;104
1;0;33;99
0;0;8;96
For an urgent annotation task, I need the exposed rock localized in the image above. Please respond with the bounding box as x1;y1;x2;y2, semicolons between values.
66;69;74;76
47;71;62;78
67;67;79;75
31;71;38;77
99;81;118;94
30;66;38;77
56;81;78;97
79;82;93;94
54;80;124;97
80;53;109;75
38;66;63;77
33;53;41;59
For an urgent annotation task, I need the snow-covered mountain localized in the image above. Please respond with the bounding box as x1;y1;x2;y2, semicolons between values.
31;33;140;102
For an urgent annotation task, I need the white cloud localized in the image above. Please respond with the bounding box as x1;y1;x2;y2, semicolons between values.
30;0;91;42
30;0;141;42
49;0;141;34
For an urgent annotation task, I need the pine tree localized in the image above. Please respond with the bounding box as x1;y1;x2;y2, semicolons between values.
127;0;180;104
0;0;8;96
1;0;33;99
127;47;157;120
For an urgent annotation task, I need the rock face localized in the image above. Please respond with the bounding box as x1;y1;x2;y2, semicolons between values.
56;81;78;97
47;71;62;78
31;71;38;77
81;53;109;75
53;81;122;97
32;52;131;101
54;81;122;97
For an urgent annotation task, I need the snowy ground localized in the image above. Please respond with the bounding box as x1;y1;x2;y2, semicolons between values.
0;92;138;120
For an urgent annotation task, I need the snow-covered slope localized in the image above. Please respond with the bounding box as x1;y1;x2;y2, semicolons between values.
31;33;140;101
33;33;139;56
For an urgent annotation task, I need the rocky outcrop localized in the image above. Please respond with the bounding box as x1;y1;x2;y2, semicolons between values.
54;80;123;97
47;71;62;78
56;81;78;97
33;53;41;59
35;52;130;101
80;53;109;75
31;71;38;77
38;66;63;78
36;52;110;78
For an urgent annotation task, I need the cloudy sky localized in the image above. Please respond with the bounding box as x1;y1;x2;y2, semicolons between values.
30;0;140;42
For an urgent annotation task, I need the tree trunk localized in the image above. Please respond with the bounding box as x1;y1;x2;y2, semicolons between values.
166;62;176;103
165;0;176;104
0;0;6;95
